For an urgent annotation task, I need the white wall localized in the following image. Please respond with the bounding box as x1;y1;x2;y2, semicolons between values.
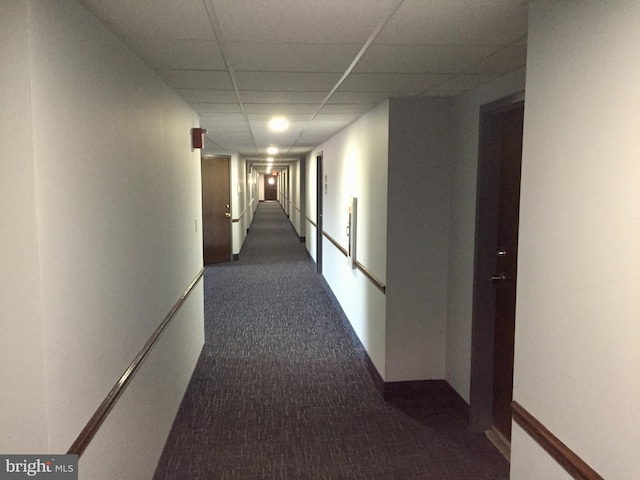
386;97;453;381
307;101;389;377
445;69;526;401
0;1;205;477
511;1;640;478
0;0;49;453
305;154;318;262
258;173;266;201
284;160;305;238
231;153;249;255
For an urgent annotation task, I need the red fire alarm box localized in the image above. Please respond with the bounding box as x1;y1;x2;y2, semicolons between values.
192;128;207;149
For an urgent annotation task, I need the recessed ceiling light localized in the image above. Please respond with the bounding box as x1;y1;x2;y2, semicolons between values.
267;157;274;162
267;146;278;154
268;117;289;132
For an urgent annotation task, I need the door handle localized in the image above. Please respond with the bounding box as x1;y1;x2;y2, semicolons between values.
490;272;506;284
225;212;231;218
490;272;514;284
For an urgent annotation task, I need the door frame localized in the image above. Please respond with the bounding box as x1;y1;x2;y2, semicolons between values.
201;155;232;264
469;92;525;433
316;152;323;274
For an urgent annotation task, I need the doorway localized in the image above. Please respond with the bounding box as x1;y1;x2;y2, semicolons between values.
316;153;323;274
264;173;278;201
201;156;231;264
470;94;525;446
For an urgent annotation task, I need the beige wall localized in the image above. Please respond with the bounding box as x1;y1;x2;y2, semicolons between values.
1;1;205;477
511;1;640;478
0;0;49;453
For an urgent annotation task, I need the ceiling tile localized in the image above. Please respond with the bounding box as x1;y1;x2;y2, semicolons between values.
339;73;453;93
422;73;501;96
318;104;377;114
81;0;214;40
235;72;341;92
244;104;319;114
473;40;527;74
375;0;528;45
212;0;402;44
312;114;361;124
174;89;238;103
226;42;360;73
125;39;225;70
199;113;247;127
240;91;327;104
192;103;243;114
155;70;232;89
326;91;393;105
248;114;312;123
353;44;498;74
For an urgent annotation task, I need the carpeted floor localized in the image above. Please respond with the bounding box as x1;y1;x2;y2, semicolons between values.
153;202;509;479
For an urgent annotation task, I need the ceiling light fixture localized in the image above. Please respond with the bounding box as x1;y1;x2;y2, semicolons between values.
268;117;289;132
267;157;274;163
267;146;278;155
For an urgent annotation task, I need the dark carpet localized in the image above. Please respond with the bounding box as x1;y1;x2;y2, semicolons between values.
153;202;509;480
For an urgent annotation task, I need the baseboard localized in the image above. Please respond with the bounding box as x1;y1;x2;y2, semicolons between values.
321;277;384;394
384;380;469;420
320;277;469;420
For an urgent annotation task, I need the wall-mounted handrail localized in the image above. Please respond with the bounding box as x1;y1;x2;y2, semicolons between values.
67;268;205;457
511;401;604;480
321;230;386;294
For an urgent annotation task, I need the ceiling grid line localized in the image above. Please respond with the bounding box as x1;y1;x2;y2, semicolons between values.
284;0;407;156
202;0;258;154
79;0;530;158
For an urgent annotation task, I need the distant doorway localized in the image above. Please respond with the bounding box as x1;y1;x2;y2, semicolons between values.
470;94;525;446
201;156;231;264
264;173;278;201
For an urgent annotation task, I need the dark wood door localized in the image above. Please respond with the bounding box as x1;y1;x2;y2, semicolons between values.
264;174;277;200
316;154;323;274
202;156;231;264
490;104;524;441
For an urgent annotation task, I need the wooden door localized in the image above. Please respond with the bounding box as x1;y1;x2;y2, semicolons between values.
264;174;277;201
316;153;323;274
201;156;231;264
490;104;524;441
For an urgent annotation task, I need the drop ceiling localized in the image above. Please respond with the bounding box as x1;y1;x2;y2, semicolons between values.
80;0;528;161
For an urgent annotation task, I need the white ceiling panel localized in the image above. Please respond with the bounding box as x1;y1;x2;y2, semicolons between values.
80;1;530;157
212;0;402;44
423;73;500;96
81;0;213;40
241;91;328;105
125;39;225;70
312;114;361;124
354;45;498;74
155;70;233;90
235;72;342;92
318;104;377;114
375;0;528;46
326;91;395;105
199;113;247;127
474;40;527;74
243;104;319;114
339;73;453;93
226;42;360;73
192;103;243;114
248;114;314;123
174;89;238;103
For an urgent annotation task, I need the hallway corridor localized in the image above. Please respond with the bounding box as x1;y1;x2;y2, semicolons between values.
153;202;508;479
